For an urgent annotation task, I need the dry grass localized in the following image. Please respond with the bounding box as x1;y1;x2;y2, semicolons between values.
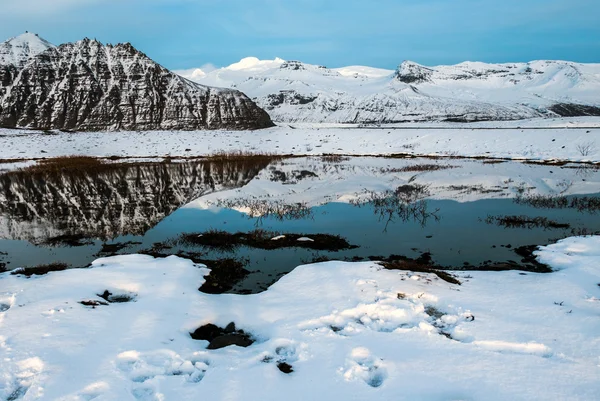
351;184;438;230
321;154;350;163
383;164;459;173
514;194;600;213
207;150;282;163
380;261;461;285
17;156;110;175
484;215;570;229
11;262;69;277
180;229;356;251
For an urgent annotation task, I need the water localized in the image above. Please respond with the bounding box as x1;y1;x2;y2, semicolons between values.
1;156;599;293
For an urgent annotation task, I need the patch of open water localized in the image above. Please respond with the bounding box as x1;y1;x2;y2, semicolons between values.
1;156;599;293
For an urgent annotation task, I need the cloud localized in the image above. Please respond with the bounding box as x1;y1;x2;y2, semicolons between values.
0;0;598;69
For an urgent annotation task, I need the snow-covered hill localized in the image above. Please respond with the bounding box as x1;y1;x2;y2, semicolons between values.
177;57;600;123
0;34;274;131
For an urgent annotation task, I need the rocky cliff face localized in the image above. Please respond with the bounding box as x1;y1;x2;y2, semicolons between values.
0;158;272;243
0;34;274;131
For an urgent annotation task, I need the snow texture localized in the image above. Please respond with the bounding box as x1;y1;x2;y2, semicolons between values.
1;117;599;163
0;236;599;400
176;57;600;123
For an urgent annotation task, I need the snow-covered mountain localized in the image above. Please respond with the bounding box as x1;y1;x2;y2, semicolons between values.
177;57;600;123
0;33;274;131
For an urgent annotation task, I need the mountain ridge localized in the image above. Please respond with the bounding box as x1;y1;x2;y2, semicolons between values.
177;57;600;123
0;33;274;131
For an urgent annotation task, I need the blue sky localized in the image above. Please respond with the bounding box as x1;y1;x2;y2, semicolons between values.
1;0;599;70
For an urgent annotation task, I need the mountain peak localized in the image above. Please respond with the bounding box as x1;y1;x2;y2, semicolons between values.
0;32;54;66
395;60;433;84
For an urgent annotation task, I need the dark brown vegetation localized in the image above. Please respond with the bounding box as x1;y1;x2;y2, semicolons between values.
459;245;552;273
10;152;283;179
484;215;570;230
198;258;250;294
11;262;69;277
514;194;600;213
351;184;439;230
180;229;356;252
43;234;95;247
17;156;113;176
137;247;251;294
321;154;350;163
79;299;108;307
206;150;282;164
268;168;318;183
382;164;459;173
95;241;142;257
377;253;461;285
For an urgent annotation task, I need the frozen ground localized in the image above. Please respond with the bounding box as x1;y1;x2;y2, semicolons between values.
0;236;599;400
1;118;600;163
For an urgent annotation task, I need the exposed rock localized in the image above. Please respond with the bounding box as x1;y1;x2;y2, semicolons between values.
548;103;600;117
277;362;294;374
0;34;274;131
395;61;434;84
97;290;136;303
190;322;255;349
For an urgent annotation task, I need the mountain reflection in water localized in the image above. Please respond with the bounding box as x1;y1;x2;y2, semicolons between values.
0;157;272;243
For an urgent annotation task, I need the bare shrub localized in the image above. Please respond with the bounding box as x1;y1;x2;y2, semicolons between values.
351;184;439;230
576;141;596;157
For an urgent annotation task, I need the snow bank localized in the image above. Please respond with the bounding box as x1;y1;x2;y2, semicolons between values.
0;238;599;400
1;119;600;162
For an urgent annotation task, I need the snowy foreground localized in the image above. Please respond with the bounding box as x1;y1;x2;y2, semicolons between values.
1;117;600;163
1;237;599;400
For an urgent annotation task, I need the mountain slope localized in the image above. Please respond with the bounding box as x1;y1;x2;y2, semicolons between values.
0;35;274;131
177;58;600;123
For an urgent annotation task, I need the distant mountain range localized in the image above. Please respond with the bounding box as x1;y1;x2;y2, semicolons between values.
177;57;600;123
0;33;274;131
1;33;598;131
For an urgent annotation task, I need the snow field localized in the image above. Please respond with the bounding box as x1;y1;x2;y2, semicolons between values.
0;236;598;400
1;118;600;163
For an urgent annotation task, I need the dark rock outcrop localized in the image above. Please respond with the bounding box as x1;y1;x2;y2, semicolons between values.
548;103;600;117
395;61;434;84
0;36;274;131
190;322;255;349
